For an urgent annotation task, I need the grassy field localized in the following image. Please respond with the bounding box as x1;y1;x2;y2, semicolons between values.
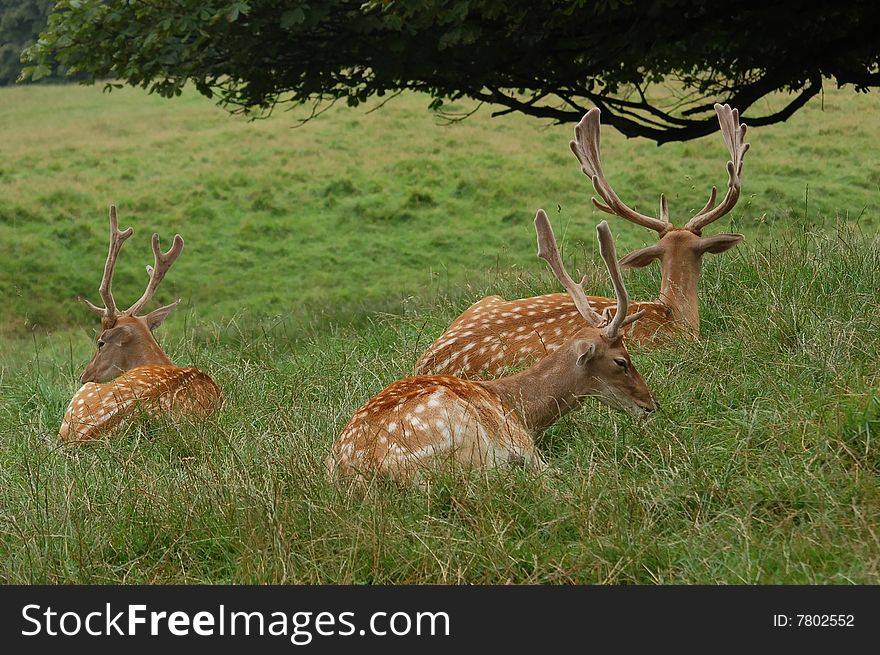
0;83;879;583
1;83;879;336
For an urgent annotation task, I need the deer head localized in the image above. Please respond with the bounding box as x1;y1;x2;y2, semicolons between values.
569;103;749;331
78;206;184;384
519;210;658;420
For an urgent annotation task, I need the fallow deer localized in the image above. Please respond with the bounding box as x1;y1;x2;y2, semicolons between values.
415;103;749;378
58;206;222;442
327;212;658;484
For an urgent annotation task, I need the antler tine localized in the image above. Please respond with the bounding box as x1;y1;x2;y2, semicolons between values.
80;205;133;317
125;232;184;316
595;220;637;340
534;209;603;327
569;109;669;234
684;104;750;233
696;185;718;216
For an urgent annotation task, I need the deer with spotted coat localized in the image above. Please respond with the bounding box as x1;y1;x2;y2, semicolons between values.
415;103;749;378
58;206;222;442
327;212;658;484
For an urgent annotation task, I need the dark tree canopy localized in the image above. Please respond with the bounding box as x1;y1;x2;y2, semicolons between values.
21;0;880;142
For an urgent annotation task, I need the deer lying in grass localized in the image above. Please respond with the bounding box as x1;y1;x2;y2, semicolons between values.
327;211;658;484
58;206;222;442
415;103;749;378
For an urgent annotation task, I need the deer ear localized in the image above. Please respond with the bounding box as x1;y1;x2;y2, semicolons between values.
698;233;743;255
619;244;663;268
103;324;134;345
576;343;596;367
144;300;179;331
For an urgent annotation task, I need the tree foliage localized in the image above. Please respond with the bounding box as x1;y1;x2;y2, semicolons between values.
0;0;59;86
21;1;880;142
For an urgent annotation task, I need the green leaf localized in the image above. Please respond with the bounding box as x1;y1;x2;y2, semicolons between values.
17;66;35;83
31;64;52;81
281;8;306;29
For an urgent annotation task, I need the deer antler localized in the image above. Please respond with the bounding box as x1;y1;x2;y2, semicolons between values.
125;232;184;316
534;209;604;327
80;205;133;318
570;108;670;234
596;221;644;340
80;206;185;320
684;103;750;234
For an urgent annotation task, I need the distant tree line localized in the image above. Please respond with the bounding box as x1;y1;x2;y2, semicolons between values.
0;0;60;86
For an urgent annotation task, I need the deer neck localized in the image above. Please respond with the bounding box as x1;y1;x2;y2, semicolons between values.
482;351;584;435
658;255;701;334
126;335;175;371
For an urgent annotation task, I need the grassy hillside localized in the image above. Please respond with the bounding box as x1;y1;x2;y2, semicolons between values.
1;83;878;335
0;83;879;583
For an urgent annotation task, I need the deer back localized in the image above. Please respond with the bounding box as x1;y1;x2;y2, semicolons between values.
327;375;539;484
415;293;671;378
59;365;222;442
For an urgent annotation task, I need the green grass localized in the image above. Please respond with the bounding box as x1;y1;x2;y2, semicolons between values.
1;83;879;335
1;83;879;583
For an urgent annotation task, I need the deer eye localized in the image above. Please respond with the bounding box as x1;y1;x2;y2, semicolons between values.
614;358;628;371
97;339;106;348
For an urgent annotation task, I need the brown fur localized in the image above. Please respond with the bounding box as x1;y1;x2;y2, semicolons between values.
327;375;529;483
329;326;657;485
80;315;174;383
59;365;222;442
415;293;672;378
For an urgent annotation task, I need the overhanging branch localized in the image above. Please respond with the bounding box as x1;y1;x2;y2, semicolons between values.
469;75;824;143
